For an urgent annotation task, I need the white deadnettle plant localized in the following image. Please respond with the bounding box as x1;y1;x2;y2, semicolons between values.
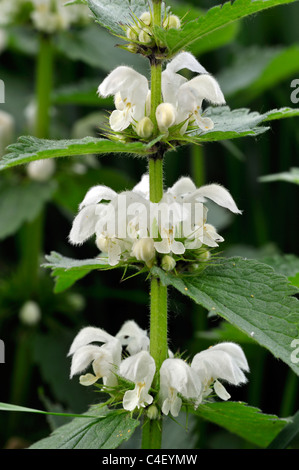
97;51;224;137
69;174;241;267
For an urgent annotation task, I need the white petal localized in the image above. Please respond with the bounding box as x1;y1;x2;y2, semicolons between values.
160;358;202;399
133;174;150;199
168;177;197;198
79;373;99;386
122;386;153;411
154;239;171;254
194;115;214;132
166;52;208;75
98;66;148;99
214;380;231;401
211;342;249;372
170;240;185;255
162;69;187;105
116;320;149;355
79;185;117;210
109;109;131;132
119;350;156;387
181;74;225;106
70;344;103;378
68;205;98;245
187;183;242;214
68;326;115;356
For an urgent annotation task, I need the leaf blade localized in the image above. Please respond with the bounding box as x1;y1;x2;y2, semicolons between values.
153;257;299;375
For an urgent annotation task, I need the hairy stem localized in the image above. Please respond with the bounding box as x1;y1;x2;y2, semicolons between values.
35;33;54;138
141;0;167;451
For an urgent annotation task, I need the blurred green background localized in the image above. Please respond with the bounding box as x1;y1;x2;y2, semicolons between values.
0;0;298;449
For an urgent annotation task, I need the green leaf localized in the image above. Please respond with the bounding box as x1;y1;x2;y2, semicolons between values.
261;254;299;279
217;45;299;101
194;401;289;448
267;409;299;448
152;257;299;376
171;4;240;56
188;106;299;143
86;0;151;35
0;402;97;419
0;180;56;240
0;136;152;171
259;167;299;185
29;406;139;449
155;0;299;57
42;252;115;293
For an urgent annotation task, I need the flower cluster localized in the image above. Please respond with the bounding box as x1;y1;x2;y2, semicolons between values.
69;174;241;268
69;321;249;417
98;51;225;138
125;10;181;48
0;0;90;32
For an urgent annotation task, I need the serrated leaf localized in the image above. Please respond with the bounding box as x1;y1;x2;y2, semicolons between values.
29;406;139;449
194;401;289;448
0;136;152;171
42;252;114;293
152;257;299;376
0;180;56;240
261;254;299;278
155;0;299;57
217;45;299;101
259;167;299;185
188;106;299;143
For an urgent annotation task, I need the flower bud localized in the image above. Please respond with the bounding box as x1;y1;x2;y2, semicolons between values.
19;301;41;326
147;404;159;420
198;250;211;261
26;159;56;181
155;103;176;134
135;117;154;139
163;15;181;30
139;12;151;26
161;255;176;271
138;28;152;44
127;43;138;53
96;236;109;253
126;26;138;41
132;238;156;266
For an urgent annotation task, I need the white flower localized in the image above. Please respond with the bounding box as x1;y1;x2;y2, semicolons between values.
119;351;156;411
19;300;41;326
68;326;122;387
30;0;90;33
26;159;56;181
131;238;156;266
161;52;225;134
116;320;150;355
69;174;241;265
159;358;202;417
191;342;249;402
98;66;149;132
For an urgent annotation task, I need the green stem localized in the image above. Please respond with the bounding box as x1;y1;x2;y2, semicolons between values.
141;0;167;450
280;370;299;417
18;211;44;296
35;33;54;138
